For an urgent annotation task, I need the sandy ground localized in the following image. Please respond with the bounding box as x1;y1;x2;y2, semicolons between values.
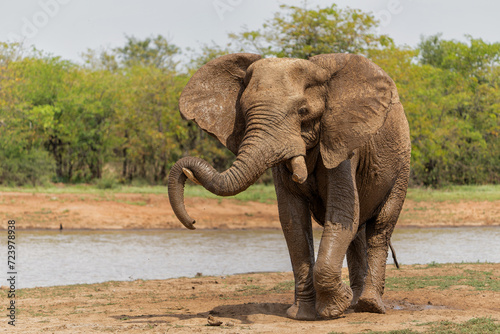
4;263;499;333
0;192;499;230
0;191;499;333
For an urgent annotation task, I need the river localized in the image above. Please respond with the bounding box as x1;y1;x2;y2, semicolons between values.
2;227;499;288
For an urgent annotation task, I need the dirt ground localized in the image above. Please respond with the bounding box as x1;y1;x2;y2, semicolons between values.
0;192;499;333
0;192;499;230
5;263;500;333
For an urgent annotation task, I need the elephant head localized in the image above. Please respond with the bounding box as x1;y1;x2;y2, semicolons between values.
168;53;396;229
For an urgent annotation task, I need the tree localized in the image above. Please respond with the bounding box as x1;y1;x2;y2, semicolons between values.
417;35;500;185
372;39;500;186
0;50;57;186
112;66;189;183
83;34;181;72
115;35;180;70
419;34;500;83
228;3;393;58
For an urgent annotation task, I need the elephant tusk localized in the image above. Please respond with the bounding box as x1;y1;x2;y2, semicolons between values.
290;156;308;184
182;168;202;185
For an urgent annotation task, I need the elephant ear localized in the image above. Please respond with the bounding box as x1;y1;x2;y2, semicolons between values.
309;54;397;169
179;53;262;155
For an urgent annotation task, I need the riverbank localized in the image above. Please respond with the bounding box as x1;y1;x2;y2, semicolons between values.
5;263;499;333
0;186;499;229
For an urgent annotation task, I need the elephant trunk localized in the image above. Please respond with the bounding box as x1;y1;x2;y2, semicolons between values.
168;142;307;230
168;146;269;229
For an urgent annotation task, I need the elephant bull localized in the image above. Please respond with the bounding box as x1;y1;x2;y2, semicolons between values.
168;53;411;320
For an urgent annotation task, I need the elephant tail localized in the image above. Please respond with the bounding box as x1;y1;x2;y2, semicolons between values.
389;240;400;269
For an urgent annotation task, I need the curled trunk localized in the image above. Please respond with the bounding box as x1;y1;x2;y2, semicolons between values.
168;151;269;229
168;124;308;230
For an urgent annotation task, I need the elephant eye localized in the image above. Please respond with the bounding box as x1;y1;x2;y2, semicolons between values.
298;107;309;116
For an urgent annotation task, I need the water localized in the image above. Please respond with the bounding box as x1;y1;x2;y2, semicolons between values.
2;227;499;289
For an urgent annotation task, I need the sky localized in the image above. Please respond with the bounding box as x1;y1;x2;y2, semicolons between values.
1;0;499;63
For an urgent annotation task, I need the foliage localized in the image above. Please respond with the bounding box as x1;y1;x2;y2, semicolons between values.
228;4;393;58
370;39;500;186
115;35;180;70
408;35;500;186
82;35;180;71
0;3;499;187
3;56;117;182
112;65;189;183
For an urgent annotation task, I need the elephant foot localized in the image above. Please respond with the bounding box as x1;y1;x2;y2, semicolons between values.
315;283;352;319
286;300;317;321
354;290;386;314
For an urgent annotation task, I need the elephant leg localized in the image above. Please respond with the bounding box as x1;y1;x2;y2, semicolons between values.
355;182;407;314
314;160;359;319
273;167;317;321
346;224;367;308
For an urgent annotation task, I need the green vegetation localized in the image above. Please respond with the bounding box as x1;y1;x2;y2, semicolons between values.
354;317;500;334
235;284;266;295
406;184;500;202
386;269;499;291
184;183;277;203
1;4;499;188
227;4;392;58
1;183;499;203
271;280;295;293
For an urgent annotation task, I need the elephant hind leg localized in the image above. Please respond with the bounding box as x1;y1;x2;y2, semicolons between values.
354;235;389;314
346;224;368;308
355;180;408;314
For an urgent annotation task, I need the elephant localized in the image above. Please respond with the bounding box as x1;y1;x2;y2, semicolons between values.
168;53;411;320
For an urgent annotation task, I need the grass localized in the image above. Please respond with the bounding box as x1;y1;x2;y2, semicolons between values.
355;317;500;334
182;183;277;203
0;184;171;196
406;184;500;202
1;183;499;203
271;280;295;293
235;284;266;295
385;267;499;291
0;281;124;300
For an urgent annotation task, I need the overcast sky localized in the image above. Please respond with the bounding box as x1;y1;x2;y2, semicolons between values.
1;0;499;63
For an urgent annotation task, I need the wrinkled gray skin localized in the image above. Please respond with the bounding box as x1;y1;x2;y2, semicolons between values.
168;53;411;320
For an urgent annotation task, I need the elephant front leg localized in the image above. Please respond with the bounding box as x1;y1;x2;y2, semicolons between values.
273;167;317;321
314;160;359;319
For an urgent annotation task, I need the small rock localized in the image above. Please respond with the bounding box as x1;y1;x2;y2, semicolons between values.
207;315;223;326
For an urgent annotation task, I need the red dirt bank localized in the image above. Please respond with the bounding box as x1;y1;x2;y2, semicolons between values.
0;192;498;229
